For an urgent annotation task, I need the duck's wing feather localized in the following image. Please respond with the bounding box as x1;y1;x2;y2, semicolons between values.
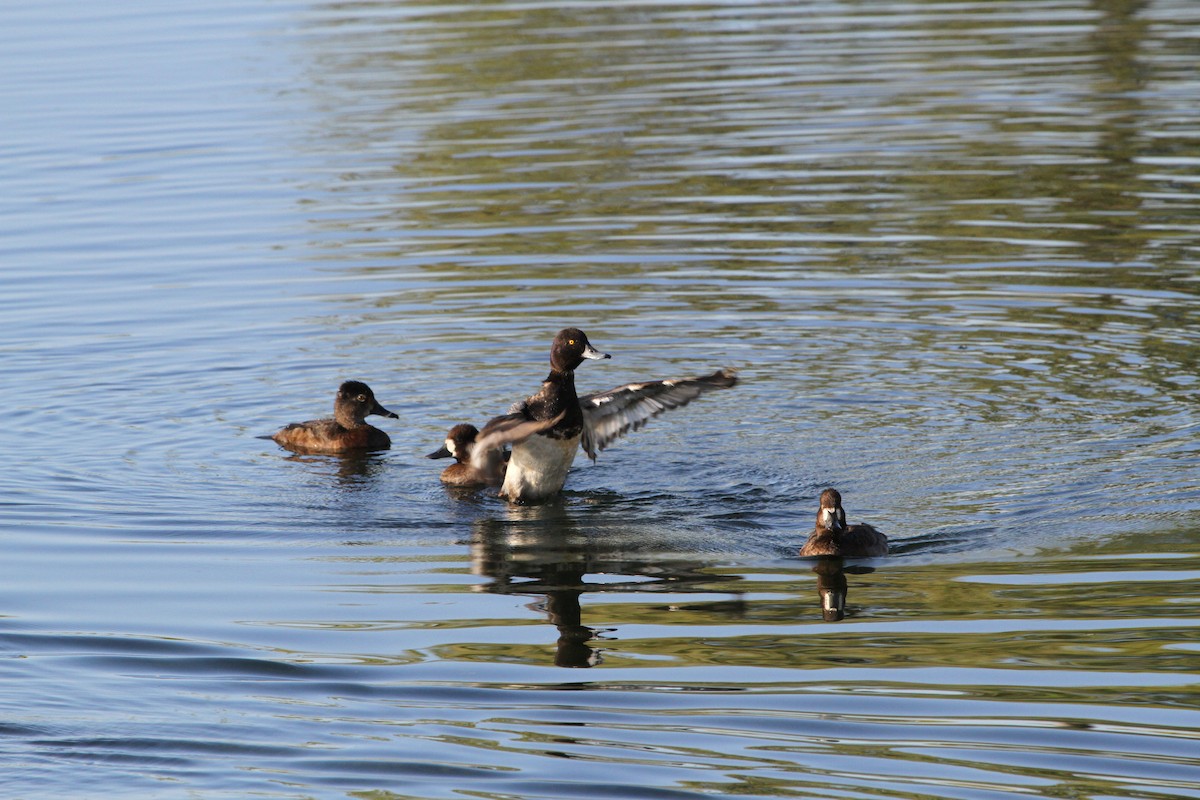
470;411;565;470
270;418;336;447
579;367;738;460
844;524;889;556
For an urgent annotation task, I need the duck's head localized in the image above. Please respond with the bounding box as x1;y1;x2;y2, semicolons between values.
816;487;847;534
550;328;610;372
426;423;480;462
335;380;399;425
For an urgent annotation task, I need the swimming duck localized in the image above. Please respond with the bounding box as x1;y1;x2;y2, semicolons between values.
799;488;889;557
426;414;564;487
427;424;492;485
269;380;398;454
465;328;737;503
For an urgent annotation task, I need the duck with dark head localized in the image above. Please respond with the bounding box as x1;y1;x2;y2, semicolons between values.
799;488;889;558
427;424;493;486
435;328;738;503
426;414;564;488
497;328;610;502
269;380;399;454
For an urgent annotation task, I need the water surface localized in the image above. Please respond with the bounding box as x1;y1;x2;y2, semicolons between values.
1;0;1199;798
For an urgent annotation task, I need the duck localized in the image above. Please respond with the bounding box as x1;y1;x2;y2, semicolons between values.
269;380;398;454
427;424;492;485
461;328;737;503
426;413;564;487
799;488;889;557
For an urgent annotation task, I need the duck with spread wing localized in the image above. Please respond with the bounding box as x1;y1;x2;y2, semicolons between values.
434;328;737;502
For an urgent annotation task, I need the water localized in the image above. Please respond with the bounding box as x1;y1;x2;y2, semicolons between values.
2;0;1199;797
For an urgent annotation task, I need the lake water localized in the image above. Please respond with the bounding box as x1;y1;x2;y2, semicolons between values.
2;0;1199;797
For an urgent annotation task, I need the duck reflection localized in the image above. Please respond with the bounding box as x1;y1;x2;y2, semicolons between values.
278;450;390;485
812;557;848;621
807;558;881;621
469;502;743;667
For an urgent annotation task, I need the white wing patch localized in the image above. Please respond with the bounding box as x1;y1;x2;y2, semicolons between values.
579;367;737;460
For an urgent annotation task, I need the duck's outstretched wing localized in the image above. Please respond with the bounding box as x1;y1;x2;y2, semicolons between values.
579;368;738;461
470;411;565;471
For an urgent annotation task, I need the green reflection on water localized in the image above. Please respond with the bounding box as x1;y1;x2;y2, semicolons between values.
413;524;1200;685
297;0;1200;427
302;0;1199;270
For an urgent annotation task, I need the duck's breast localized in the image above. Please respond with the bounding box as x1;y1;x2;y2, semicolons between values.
500;432;579;502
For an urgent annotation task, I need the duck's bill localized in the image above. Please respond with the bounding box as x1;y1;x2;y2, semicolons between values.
426;445;452;459
819;508;846;533
372;402;400;419
582;344;611;360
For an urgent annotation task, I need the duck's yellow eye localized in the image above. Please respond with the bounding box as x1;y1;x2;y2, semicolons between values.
568;339;576;345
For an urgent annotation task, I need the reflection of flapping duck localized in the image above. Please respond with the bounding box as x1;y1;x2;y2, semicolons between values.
469;504;743;668
432;328;737;502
